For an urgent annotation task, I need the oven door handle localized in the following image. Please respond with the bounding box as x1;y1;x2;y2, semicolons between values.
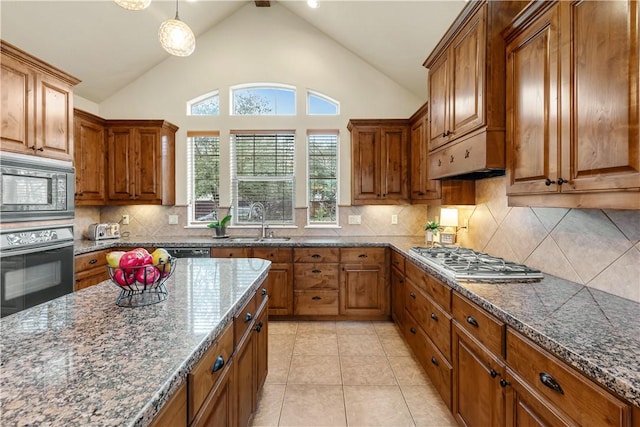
0;241;74;258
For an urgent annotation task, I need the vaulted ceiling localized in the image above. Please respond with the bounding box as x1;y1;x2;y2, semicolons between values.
0;0;466;103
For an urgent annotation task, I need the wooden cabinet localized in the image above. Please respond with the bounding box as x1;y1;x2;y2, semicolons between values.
74;109;106;205
339;247;388;317
149;382;187;427
1;41;79;162
424;1;526;179
253;248;293;316
348;119;410;205
106;120;177;205
190;361;234;427
74;249;110;291
293;247;340;316
390;250;406;327
409;103;441;202
504;0;640;209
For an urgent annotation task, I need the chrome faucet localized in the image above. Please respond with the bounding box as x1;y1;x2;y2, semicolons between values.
248;202;267;239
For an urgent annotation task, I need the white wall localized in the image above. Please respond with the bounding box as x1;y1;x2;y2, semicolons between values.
98;2;423;207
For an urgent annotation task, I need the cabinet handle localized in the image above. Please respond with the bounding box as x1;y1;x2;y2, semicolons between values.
431;356;439;366
244;312;253;323
358;254;368;258
211;355;225;373
500;378;511;388
312;269;322;274
557;178;567;185
418;191;425;196
437;159;442;167
399;279;404;283
255;321;264;332
450;155;454;163
430;312;438;321
261;288;267;296
466;316;479;327
539;373;564;394
490;369;499;378
545;178;556;186
75;192;84;197
410;327;417;334
37;147;44;152
29;145;37;151
442;132;447;138
409;292;416;299
311;254;321;259
89;259;98;265
312;296;321;301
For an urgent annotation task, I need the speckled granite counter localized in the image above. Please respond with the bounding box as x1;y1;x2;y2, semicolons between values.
0;258;270;427
73;235;640;409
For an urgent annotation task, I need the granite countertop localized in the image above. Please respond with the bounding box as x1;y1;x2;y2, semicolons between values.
73;235;640;408
0;258;271;427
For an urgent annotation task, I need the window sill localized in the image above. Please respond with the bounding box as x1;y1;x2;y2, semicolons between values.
304;225;342;229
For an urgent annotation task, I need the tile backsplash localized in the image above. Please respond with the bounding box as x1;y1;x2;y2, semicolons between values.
75;176;639;302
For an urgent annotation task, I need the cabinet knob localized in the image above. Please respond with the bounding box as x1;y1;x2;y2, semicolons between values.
466;316;479;327
442;132;447;138
37;147;44;152
540;373;564;394
545;178;556;186
437;159;442;167
409;292;416;299
409;327;417;334
261;288;267;296
358;254;368;258
311;296;322;301
418;191;425;196
431;356;439;366
244;312;253;323
211;355;225;373
312;269;322;274
89;259;98;265
500;378;511;388
430;312;438;321
450;155;454;163
311;254;321;259
490;369;499;378
465;149;470;159
255;321;264;332
557;178;567;185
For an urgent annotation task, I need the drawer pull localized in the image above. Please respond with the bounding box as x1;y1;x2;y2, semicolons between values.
261;288;267;296
540;373;564;394
255;321;264;332
466;316;479;327
431;356;439;366
399;279;404;283
244;312;253;323
89;259;98;265
430;312;438;321
438;159;442;167
490;369;499;378
465;149;470;159
211;355;225;373
409;292;416;299
311;254;321;259
410;327;417;335
311;296;322;301
450;155;454;163
358;254;368;258
500;378;511;388
312;269;322;274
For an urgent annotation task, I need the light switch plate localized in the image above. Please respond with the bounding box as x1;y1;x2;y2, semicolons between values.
440;232;456;245
348;215;361;225
168;215;179;225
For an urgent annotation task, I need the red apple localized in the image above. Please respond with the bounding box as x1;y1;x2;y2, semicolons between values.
113;268;134;286
119;250;146;273
136;265;160;285
133;248;153;265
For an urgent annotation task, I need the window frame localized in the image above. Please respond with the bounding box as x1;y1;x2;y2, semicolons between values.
187;131;221;226
186;90;220;116
230;83;297;116
307;90;340;115
306;130;339;226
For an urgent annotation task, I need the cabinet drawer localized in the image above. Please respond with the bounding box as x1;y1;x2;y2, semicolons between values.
391;250;405;273
253;247;292;263
405;281;451;361
293;290;339;315
255;284;269;311
210;247;251;258
75;249;109;272
452;293;504;358
188;324;234;423
293;263;339;290
74;269;109;291
233;294;257;346
293;248;339;263
150;382;187;427
340;247;386;264
506;329;630;427
403;311;452;409
406;261;451;311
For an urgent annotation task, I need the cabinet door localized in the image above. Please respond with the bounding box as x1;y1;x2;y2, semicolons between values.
149;382;187;427
74;114;106;204
0;54;34;154
452;323;505;427
410;116;441;201
390;267;405;327
340;263;387;317
107;127;135;201
380;126;409;202
36;73;74;161
561;0;640;193
192;362;234;427
351;126;382;203
450;3;486;139
506;4;560;196
136;127;162;202
265;262;293;315
255;307;268;392
428;53;451;151
234;330;256;427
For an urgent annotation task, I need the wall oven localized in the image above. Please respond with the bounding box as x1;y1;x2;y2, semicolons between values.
0;224;75;318
0;154;75;223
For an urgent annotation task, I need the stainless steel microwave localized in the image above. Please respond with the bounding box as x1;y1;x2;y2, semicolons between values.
0;155;75;222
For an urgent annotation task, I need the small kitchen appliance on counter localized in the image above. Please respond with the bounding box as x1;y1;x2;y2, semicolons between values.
410;246;543;282
87;223;120;241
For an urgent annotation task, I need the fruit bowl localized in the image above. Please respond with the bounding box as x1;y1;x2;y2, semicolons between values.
107;257;176;307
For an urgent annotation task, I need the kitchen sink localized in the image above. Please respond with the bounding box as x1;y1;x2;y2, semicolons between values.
227;237;291;242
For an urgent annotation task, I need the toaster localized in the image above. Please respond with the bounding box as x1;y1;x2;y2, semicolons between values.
87;223;120;241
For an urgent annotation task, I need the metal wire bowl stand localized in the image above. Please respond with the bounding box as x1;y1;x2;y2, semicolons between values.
107;257;176;308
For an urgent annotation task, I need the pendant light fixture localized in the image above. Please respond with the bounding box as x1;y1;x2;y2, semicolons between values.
158;0;196;57
115;0;152;11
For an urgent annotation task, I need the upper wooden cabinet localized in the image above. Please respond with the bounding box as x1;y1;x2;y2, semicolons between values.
424;1;527;179
74;109;107;205
107;120;177;205
1;41;80;162
505;0;640;209
349;119;410;205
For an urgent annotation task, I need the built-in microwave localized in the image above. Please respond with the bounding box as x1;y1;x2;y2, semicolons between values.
0;155;75;222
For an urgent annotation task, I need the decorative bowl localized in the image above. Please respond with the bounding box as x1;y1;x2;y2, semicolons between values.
106;257;176;307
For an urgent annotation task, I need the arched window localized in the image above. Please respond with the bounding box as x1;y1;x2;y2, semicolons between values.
187;91;219;116
230;84;295;115
307;90;339;115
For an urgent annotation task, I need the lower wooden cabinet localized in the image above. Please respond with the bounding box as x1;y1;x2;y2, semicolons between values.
255;307;268;392
74;249;110;291
390;263;405;327
190;361;234;427
339;248;388;317
149;382;187;427
234;323;256;427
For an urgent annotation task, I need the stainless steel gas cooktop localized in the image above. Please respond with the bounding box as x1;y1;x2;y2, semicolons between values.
409;246;543;282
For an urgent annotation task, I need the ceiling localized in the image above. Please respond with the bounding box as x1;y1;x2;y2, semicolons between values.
0;0;466;103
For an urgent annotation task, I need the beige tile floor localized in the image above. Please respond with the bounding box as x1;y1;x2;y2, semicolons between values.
251;320;457;427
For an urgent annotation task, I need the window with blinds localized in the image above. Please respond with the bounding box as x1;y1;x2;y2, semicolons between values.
187;132;220;224
232;132;295;225
308;132;338;225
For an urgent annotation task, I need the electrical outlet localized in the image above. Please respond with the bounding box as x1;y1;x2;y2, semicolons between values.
391;214;398;225
121;214;130;225
348;215;361;225
168;215;179;225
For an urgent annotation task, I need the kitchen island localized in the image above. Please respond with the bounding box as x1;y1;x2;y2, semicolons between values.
0;257;271;427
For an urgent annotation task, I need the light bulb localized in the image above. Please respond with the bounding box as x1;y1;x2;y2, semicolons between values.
115;0;152;11
307;0;319;9
159;19;196;57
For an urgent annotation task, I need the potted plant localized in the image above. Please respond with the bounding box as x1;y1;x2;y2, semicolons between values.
424;220;440;246
208;214;232;237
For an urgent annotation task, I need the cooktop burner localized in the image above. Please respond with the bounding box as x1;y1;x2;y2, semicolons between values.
409;246;543;282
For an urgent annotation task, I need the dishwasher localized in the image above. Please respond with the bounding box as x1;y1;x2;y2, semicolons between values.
164;247;211;258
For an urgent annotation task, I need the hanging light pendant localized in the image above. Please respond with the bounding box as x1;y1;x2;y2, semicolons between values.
115;0;152;11
159;0;195;57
